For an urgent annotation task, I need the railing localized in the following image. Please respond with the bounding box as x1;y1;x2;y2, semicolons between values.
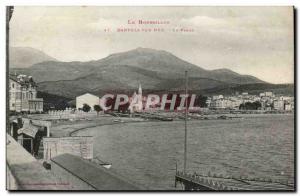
175;171;294;191
47;109;99;120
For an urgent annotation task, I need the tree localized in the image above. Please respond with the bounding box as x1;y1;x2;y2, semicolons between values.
239;101;261;110
196;94;208;108
94;105;102;116
82;103;91;112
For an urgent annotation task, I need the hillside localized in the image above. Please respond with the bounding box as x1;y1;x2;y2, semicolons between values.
203;83;294;96
10;47;57;68
10;47;270;98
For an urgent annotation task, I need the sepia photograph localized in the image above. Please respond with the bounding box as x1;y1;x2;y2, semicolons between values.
6;6;295;191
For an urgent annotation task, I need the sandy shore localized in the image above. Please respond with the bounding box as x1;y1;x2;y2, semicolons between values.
50;112;294;137
50;116;148;137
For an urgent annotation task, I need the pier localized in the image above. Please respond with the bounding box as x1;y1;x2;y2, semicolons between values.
175;171;294;191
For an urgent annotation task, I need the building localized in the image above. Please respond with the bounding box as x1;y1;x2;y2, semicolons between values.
265;92;274;97
259;92;266;97
76;93;100;110
205;97;212;108
212;95;223;100
284;104;292;111
210;98;226;109
9;74;43;113
208;90;294;111
273;99;285;110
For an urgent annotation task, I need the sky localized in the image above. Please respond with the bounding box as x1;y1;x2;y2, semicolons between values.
10;6;294;84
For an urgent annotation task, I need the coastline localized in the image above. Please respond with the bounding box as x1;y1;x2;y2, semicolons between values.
69;113;294;190
49;112;294;138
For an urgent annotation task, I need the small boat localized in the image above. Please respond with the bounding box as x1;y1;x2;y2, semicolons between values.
217;115;231;120
113;119;124;123
93;157;112;169
101;164;112;169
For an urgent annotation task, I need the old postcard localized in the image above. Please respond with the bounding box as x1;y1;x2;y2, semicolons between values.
6;6;295;191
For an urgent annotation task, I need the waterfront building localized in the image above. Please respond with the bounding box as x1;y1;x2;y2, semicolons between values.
76;93;100;110
212;95;223;100
265;91;274;97
284;104;292;111
197;91;293;111
241;92;250;99
259;92;266;97
9;74;43;113
273;99;285;110
205;97;212;108
279;96;294;102
209;96;226;109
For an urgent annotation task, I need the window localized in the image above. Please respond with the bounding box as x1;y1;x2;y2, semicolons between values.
12;83;14;88
16;92;21;99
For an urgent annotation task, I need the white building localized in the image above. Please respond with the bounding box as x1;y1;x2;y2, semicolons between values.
210;98;226;109
9;74;43;113
76;93;100;110
259;92;266;97
273;99;284;110
265;92;274;97
212;95;223;100
284;103;294;111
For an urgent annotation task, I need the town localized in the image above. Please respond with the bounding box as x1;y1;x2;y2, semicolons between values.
206;91;294;111
7;73;295;191
8;74;294;114
6;5;295;192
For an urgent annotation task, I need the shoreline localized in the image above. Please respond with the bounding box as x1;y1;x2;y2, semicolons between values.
49;112;294;138
69;114;294;190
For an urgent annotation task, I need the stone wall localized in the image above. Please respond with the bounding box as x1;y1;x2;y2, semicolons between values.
43;136;93;160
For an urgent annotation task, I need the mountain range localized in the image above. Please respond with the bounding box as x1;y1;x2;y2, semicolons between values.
10;47;57;68
10;47;293;99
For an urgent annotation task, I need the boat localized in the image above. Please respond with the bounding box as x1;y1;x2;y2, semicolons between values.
93;157;112;169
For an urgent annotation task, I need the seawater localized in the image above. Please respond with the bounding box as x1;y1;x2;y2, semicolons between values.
74;114;294;190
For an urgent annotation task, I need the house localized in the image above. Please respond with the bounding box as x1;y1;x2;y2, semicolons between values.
273;99;284;110
9;74;43;113
265;92;274;97
76;93;100;110
210;98;226;109
212;95;223;100
285;104;292;111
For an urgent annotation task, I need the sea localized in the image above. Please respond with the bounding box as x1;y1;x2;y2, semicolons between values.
73;114;294;190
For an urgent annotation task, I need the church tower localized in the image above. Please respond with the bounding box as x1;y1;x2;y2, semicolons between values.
129;83;143;113
138;83;142;96
137;83;143;111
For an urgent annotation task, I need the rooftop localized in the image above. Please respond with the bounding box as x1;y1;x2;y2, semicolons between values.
51;153;143;190
9;74;37;87
6;134;69;190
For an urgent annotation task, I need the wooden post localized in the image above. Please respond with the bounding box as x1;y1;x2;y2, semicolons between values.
175;161;178;187
30;138;33;155
184;71;188;173
47;125;50;137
